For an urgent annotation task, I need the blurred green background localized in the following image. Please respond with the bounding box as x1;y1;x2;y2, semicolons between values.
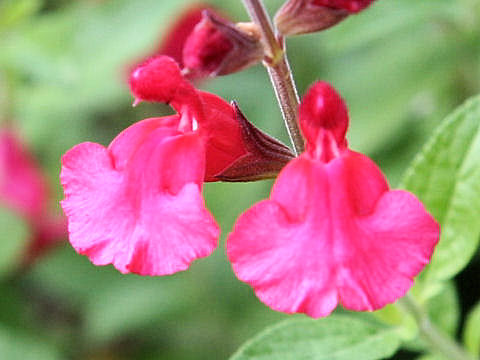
0;0;479;359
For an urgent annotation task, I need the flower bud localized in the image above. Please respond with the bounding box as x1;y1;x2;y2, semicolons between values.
299;81;349;149
183;11;264;77
275;0;376;36
156;4;215;67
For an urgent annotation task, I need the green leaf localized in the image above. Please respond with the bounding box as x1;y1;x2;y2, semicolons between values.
463;300;480;356
229;315;401;360
0;0;42;32
401;95;480;296
0;205;28;277
427;282;460;337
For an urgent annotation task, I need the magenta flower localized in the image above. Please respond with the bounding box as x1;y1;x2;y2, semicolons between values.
61;57;218;276
0;129;66;265
0;130;48;219
227;82;440;318
61;117;219;276
61;56;292;276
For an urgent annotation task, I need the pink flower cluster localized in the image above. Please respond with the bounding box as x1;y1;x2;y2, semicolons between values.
61;52;439;316
60;0;439;317
61;56;292;275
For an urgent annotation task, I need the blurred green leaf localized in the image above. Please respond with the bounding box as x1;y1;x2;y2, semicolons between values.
373;282;459;350
416;355;444;360
0;205;28;277
401;95;480;298
427;282;460;338
0;325;60;360
0;0;42;33
229;315;401;360
83;277;195;345
463;300;480;357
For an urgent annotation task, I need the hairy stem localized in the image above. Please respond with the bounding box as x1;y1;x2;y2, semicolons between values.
242;0;305;155
399;294;477;360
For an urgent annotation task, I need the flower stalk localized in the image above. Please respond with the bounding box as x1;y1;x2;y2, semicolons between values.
241;0;305;155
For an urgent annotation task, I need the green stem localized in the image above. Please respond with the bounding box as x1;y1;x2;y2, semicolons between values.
399;294;477;360
241;0;305;156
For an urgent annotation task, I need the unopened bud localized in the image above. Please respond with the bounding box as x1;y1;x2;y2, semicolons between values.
275;0;376;36
299;81;349;148
183;11;264;77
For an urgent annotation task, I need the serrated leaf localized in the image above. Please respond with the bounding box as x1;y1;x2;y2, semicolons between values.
0;205;29;277
463;301;480;357
401;95;480;295
229;315;401;360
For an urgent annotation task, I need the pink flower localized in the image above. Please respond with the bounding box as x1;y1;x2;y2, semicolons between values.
61;56;292;276
0;129;66;265
61;117;219;276
227;82;439;318
0;130;48;219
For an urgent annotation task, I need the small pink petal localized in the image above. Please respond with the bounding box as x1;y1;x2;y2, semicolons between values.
108;116;179;171
227;152;439;317
61;123;219;276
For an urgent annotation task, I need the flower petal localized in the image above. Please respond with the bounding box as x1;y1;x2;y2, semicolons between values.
227;152;439;317
108;116;179;171
61;125;219;276
227;157;338;318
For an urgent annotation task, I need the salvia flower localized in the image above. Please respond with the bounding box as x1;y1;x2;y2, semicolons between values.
227;81;439;318
275;0;377;36
61;56;293;275
0;129;66;265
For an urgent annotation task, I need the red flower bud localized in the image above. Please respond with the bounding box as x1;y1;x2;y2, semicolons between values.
275;0;376;36
183;11;264;77
299;81;349;148
313;0;376;13
156;4;214;67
